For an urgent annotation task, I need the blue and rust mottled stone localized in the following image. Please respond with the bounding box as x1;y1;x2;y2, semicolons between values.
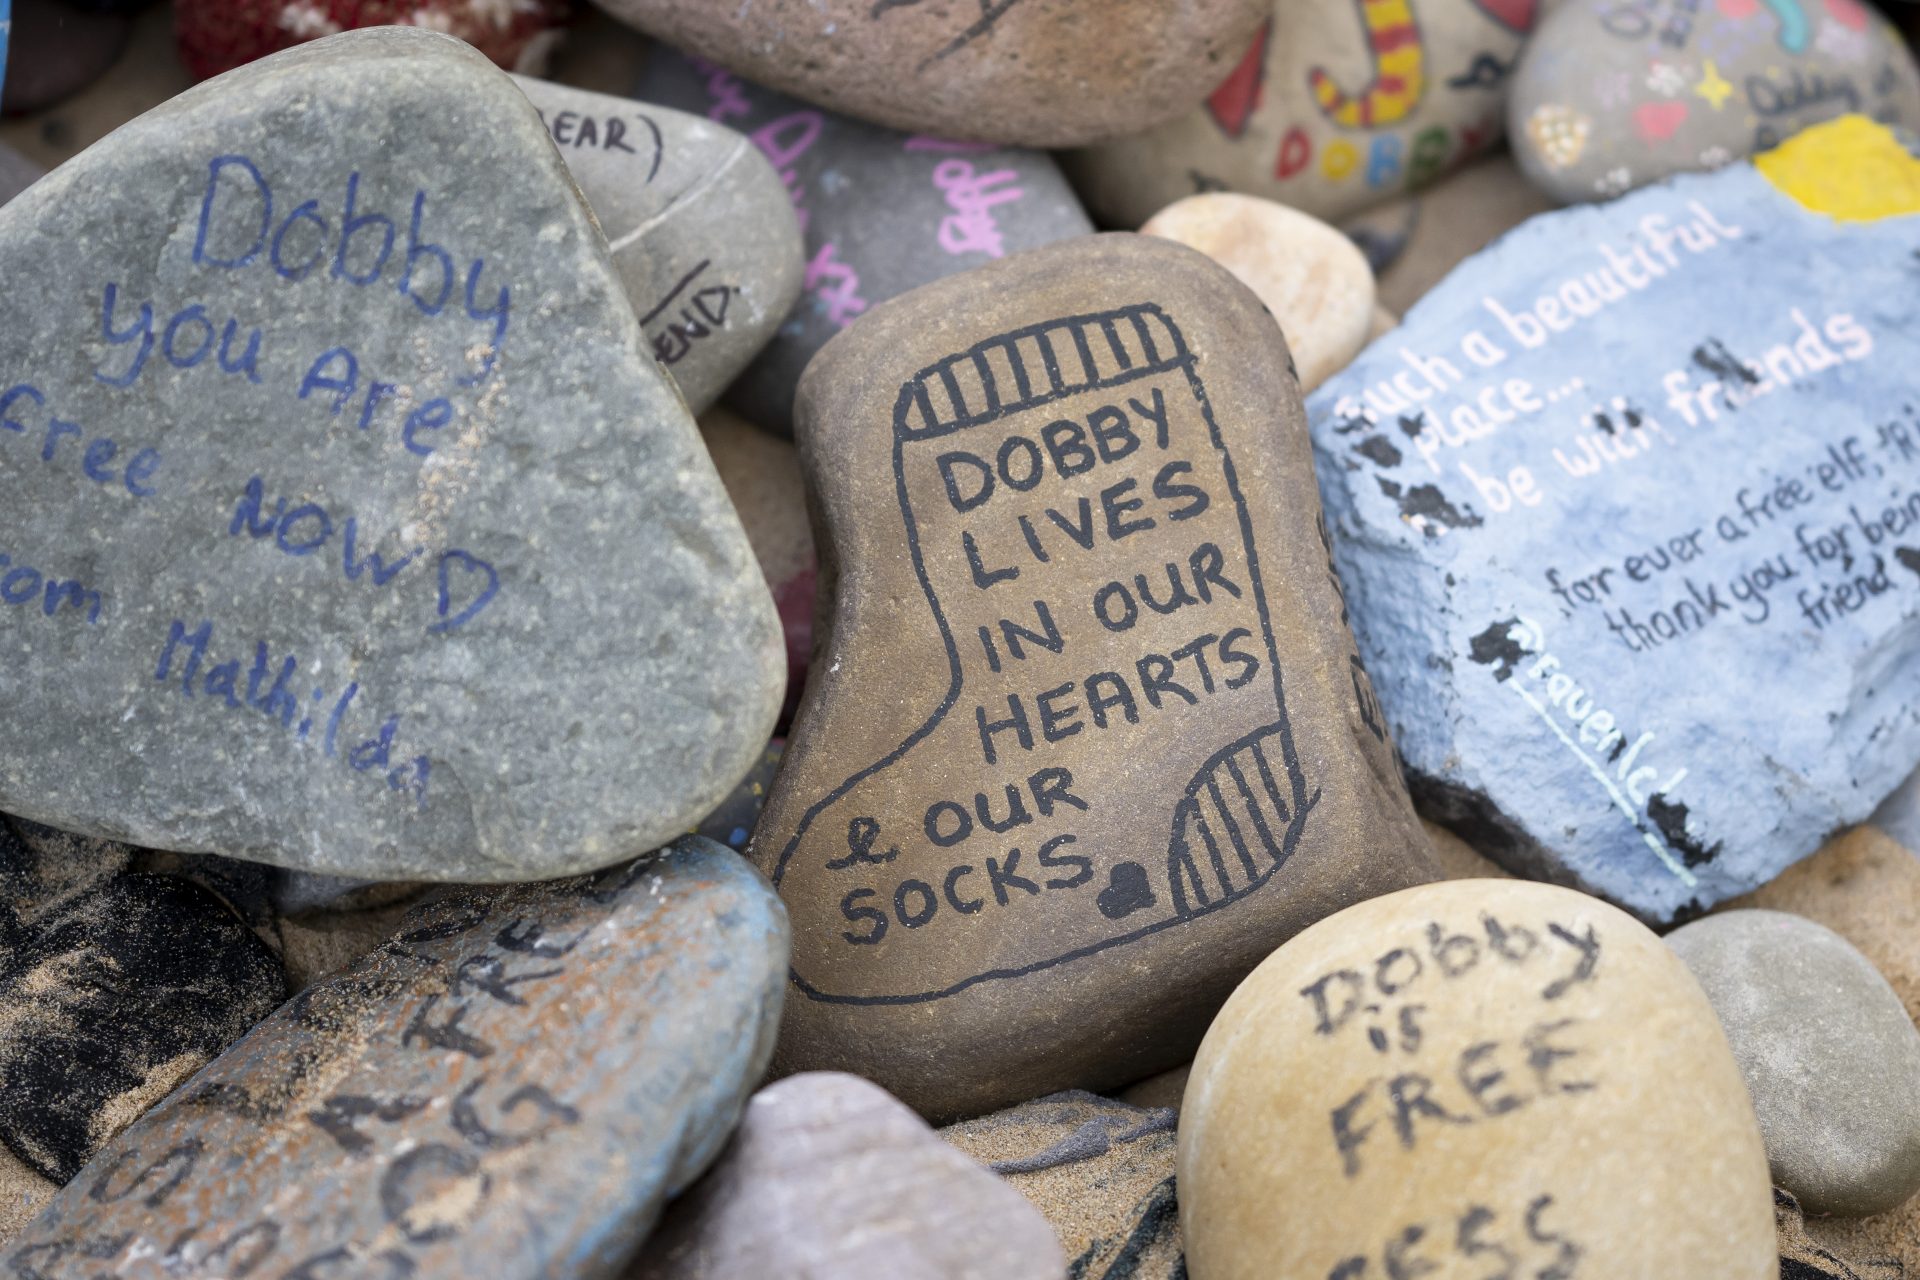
5;836;788;1279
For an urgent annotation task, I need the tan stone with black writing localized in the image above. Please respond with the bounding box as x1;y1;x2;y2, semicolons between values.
754;233;1433;1120
1179;879;1776;1280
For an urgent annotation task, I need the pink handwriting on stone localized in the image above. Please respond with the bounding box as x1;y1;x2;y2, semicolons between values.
804;243;868;329
931;158;1024;259
749;111;825;235
690;55;753;125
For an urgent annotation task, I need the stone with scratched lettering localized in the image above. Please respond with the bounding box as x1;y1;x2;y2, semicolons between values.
1307;116;1920;923
511;77;803;415
1063;0;1540;229
0;29;783;882
628;1072;1064;1279
941;1090;1185;1279
1668;910;1920;1218
0;821;285;1186
1141;193;1375;395
1180;879;1776;1280
5;836;789;1278
754;233;1436;1120
1509;0;1920;205
589;0;1265;149
634;50;1095;436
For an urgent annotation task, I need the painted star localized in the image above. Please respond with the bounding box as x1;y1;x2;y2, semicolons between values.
1695;60;1735;110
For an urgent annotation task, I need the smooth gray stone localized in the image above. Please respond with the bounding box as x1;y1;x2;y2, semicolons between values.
7;836;790;1278
1509;0;1920;204
1668;910;1920;1217
633;49;1093;435
628;1072;1064;1280
512;77;802;414
0;30;783;882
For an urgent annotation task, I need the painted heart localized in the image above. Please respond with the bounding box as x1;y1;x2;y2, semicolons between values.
1097;862;1157;921
1470;0;1539;33
1719;0;1760;18
1827;0;1869;32
1634;100;1690;143
1205;20;1268;139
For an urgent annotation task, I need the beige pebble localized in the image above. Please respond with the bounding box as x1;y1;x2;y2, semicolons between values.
1141;193;1374;394
1179;879;1776;1280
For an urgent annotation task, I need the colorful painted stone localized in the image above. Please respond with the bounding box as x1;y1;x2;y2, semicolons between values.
1509;0;1920;203
592;0;1267;148
635;50;1095;435
1140;193;1376;394
513;78;803;415
1065;0;1541;228
5;837;789;1278
753;234;1435;1119
173;0;567;82
0;31;783;882
1308;117;1920;920
1179;880;1776;1280
1668;910;1920;1217
942;1090;1185;1279
1344;150;1557;315
631;1073;1064;1279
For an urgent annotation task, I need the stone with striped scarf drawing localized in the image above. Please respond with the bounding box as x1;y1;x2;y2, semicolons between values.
1066;0;1538;227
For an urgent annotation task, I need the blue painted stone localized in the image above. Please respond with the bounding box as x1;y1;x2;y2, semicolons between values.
1308;154;1920;921
4;836;788;1278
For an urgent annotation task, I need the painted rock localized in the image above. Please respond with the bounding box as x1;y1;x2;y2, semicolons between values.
942;1090;1185;1279
0;31;783;882
0;0;132;115
1873;764;1920;853
173;0;567;82
0;821;285;1184
1774;1188;1904;1280
1180;879;1776;1280
635;51;1096;435
512;78;803;415
629;1072;1064;1279
700;407;817;720
1668;910;1920;1217
754;233;1435;1119
5;837;789;1278
1345;150;1557;315
0;145;41;208
590;0;1266;149
1065;0;1541;229
1141;193;1375;395
1727;824;1920;1026
1308;117;1920;921
1510;0;1920;204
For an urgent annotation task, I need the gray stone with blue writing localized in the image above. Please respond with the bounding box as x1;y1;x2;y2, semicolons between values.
4;836;790;1278
633;48;1095;436
512;77;803;415
1308;116;1920;922
0;29;784;881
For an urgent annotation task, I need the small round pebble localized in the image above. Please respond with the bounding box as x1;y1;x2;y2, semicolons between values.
1141;193;1375;394
1668;909;1920;1217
